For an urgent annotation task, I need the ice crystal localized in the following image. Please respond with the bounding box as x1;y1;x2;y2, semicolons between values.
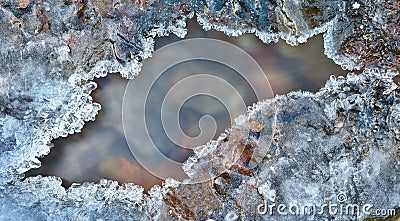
0;0;399;220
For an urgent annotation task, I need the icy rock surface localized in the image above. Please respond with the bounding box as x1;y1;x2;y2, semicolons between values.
196;0;399;70
0;0;399;220
0;0;194;183
180;69;400;220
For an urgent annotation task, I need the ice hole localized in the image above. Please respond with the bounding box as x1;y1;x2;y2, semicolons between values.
25;19;346;190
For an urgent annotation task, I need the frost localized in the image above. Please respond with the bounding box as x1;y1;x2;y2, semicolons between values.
0;0;399;220
4;69;398;220
173;69;400;220
224;211;239;221
196;0;399;70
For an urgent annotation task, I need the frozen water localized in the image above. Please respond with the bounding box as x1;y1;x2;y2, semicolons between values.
0;0;399;220
180;69;400;220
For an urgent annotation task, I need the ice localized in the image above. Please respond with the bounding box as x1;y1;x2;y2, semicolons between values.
177;69;400;220
0;0;399;220
0;176;147;220
323;0;399;71
197;0;399;71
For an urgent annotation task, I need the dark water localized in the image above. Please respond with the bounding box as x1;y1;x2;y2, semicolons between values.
26;19;346;191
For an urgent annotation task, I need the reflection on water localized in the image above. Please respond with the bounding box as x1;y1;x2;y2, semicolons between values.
26;19;346;191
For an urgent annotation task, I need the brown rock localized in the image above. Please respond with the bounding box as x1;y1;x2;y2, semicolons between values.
18;0;30;8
